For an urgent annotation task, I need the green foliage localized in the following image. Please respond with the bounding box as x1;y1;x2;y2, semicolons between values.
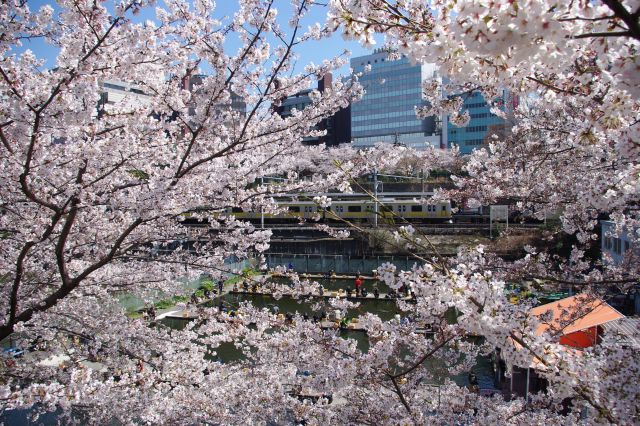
199;279;215;291
154;295;189;310
127;169;150;180
126;311;144;319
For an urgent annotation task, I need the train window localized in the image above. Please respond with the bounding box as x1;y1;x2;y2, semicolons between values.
427;205;432;212
411;205;422;212
441;206;446;211
381;205;392;213
231;207;243;213
348;205;362;212
288;206;300;212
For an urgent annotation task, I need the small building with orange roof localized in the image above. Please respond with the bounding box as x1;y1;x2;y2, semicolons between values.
494;294;625;399
529;294;625;349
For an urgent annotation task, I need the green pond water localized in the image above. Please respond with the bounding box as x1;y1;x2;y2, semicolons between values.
160;291;497;390
270;276;391;293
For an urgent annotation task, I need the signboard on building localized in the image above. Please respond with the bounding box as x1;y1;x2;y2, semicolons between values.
490;205;509;222
489;205;509;238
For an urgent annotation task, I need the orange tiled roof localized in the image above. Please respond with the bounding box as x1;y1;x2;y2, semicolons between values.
531;294;624;336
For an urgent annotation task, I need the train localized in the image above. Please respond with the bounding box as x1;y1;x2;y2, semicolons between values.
222;198;452;224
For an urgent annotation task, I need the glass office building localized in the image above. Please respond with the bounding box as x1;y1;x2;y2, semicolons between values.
446;90;510;154
350;51;441;149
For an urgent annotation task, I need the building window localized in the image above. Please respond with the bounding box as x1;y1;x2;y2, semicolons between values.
613;238;622;255
466;125;487;133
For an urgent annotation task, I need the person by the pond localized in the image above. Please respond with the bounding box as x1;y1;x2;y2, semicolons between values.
354;276;362;296
217;280;223;294
468;372;479;393
288;262;294;271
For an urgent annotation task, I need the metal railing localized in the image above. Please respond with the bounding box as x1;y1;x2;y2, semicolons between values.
265;253;420;274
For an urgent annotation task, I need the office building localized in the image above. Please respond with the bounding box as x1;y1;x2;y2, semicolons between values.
275;73;351;147
446;90;515;154
183;74;246;117
601;220;638;265
350;50;441;150
98;80;151;115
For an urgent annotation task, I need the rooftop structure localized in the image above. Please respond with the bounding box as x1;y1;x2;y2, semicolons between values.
529;294;625;349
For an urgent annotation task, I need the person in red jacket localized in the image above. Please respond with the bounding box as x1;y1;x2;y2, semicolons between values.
354;276;362;296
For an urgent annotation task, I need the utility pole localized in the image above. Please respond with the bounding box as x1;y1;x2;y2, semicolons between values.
260;176;264;229
373;169;378;228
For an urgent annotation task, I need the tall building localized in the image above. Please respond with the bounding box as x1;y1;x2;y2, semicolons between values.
98;80;151;116
601;220;637;265
184;74;246;117
350;50;441;149
446;90;515;154
275;73;351;147
98;76;246;119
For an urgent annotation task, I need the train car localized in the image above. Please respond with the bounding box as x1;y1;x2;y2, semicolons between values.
222;198;452;224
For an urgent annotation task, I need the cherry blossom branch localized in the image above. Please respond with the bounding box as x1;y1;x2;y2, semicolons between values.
388;333;458;380
0;218;144;341
601;0;640;40
387;373;412;414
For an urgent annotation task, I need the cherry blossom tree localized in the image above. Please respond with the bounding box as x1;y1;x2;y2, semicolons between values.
0;0;638;424
325;0;640;423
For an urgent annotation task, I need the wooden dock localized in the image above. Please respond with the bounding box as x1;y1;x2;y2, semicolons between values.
228;288;410;301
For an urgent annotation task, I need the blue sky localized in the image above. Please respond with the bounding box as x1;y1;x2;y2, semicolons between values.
20;0;379;80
